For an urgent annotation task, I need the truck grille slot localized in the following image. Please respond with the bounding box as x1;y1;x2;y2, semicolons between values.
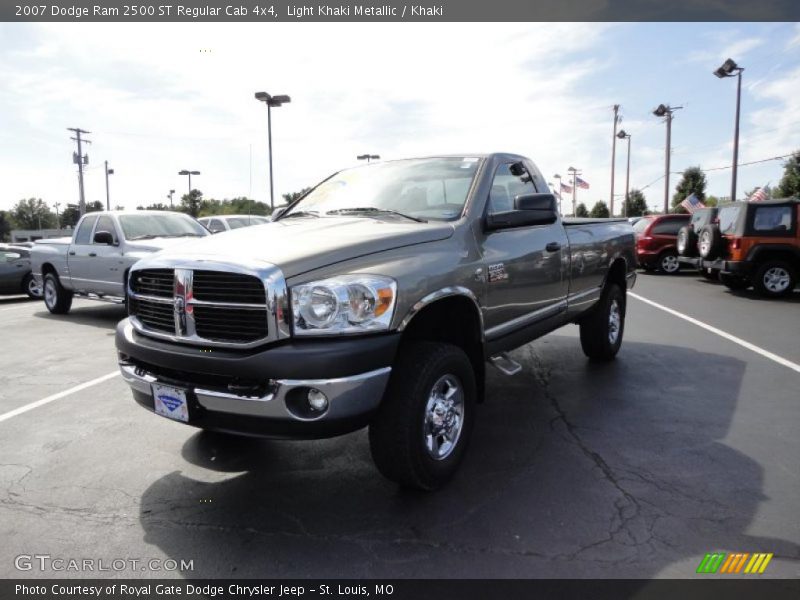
193;271;266;304
193;305;268;342
130;269;174;298
128;297;174;334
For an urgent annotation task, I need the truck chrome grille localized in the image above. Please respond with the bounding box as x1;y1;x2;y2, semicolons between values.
128;267;278;348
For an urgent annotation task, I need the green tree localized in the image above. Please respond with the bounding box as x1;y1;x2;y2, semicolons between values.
0;210;13;242
589;200;610;218
180;189;203;217
574;203;589;217
86;201;104;213
137;203;171;211
705;195;720;208
672;167;707;212
11;198;56;230
623;189;648;217
60;202;103;228
776;150;800;198
282;188;312;205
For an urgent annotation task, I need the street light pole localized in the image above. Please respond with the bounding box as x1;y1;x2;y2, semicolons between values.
255;92;291;210
653;104;682;214
715;58;745;202
568;166;581;216
617;130;631;217
104;161;114;211
610;104;620;216
167;189;175;209
178;170;200;195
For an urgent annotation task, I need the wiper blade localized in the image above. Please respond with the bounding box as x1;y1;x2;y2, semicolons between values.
128;234;159;240
326;207;427;223
163;233;203;238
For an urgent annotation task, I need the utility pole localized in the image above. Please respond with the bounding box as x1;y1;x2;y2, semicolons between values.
104;161;114;211
653;104;682;214
610;104;620;216
617;130;632;218
68;128;91;216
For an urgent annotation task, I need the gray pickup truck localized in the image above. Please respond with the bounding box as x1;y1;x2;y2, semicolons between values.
116;154;636;489
31;211;208;314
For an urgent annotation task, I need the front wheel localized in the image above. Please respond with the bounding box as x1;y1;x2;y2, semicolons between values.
753;261;796;298
579;283;625;361
369;341;476;491
43;273;73;314
659;250;681;274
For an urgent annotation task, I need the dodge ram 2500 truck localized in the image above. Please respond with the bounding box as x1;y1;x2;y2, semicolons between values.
31;211;209;314
116;154;636;489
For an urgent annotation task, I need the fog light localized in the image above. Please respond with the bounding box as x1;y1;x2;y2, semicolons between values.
307;388;328;411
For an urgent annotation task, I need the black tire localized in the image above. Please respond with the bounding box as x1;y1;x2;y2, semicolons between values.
677;226;698;257
658;249;681;274
700;268;719;281
43;272;73;314
753;260;796;298
698;225;722;260
22;273;42;299
369;341;476;491
579;283;625;361
719;272;750;291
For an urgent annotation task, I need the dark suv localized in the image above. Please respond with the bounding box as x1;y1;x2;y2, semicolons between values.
684;199;799;297
677;207;719;279
634;214;691;274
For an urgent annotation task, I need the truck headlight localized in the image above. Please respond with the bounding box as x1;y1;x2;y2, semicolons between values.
291;275;397;336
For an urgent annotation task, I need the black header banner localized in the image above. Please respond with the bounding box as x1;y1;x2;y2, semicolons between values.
3;0;800;22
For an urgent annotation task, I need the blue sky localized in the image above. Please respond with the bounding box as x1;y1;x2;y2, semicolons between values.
1;22;798;215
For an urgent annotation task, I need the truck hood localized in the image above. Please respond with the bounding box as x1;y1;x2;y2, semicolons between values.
146;217;455;278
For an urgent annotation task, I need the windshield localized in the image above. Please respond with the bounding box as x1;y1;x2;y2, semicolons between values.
633;217;651;233
227;216;269;229
282;157;482;222
119;213;208;240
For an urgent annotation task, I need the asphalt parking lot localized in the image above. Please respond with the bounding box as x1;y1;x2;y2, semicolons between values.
0;271;798;579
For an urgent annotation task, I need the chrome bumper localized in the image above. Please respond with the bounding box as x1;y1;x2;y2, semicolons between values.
119;362;391;422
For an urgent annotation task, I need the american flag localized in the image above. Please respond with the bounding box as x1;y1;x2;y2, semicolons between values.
680;193;706;214
561;183;573;193
575;176;590;190
749;186;769;202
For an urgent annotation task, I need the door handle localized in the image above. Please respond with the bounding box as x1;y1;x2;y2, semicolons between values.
545;242;561;252
88;252;97;257
68;251;76;256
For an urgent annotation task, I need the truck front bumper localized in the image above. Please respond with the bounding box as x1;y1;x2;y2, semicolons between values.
115;319;399;439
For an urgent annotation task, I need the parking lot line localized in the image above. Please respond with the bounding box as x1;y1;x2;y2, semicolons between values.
629;292;800;374
0;371;119;424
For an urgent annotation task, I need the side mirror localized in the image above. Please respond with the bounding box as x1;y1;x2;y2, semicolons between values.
93;230;115;245
485;193;558;231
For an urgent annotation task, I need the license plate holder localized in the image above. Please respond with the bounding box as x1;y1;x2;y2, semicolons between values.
152;383;190;423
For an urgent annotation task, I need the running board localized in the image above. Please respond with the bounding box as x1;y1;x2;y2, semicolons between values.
489;352;522;376
75;293;126;304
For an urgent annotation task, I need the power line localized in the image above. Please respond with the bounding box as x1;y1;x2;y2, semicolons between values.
673;153;793;174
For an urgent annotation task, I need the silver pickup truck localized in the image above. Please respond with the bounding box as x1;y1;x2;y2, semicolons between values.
31;210;209;314
116;154;636;489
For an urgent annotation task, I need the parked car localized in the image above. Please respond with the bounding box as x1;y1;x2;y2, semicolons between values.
116;153;637;490
31;210;209;314
0;244;41;298
633;213;691;274
198;214;271;233
682;198;799;297
677;207;719;279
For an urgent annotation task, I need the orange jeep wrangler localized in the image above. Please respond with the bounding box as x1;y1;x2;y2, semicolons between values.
688;198;799;297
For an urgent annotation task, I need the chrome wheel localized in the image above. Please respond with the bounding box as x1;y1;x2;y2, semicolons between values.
608;299;621;345
44;278;57;309
763;267;790;293
661;254;679;273
27;277;42;298
423;374;464;460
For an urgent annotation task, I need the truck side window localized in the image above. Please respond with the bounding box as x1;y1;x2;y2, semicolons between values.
74;216;98;245
94;216;118;244
487;163;536;215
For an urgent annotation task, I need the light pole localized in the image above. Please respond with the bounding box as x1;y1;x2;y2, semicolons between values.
167;189;175;209
357;154;380;163
567;166;581;216
178;170;200;195
617;130;631;217
104;161;114;211
714;58;745;202
254;91;291;210
610;104;620;216
553;173;563;214
653;104;682;214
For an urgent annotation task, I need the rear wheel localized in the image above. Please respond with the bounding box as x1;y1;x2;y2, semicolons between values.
369;341;476;490
22;273;42;299
698;225;722;260
579;283;625;361
43;273;73;314
719;273;750;291
677;226;697;256
753;261;796;298
659;250;680;274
